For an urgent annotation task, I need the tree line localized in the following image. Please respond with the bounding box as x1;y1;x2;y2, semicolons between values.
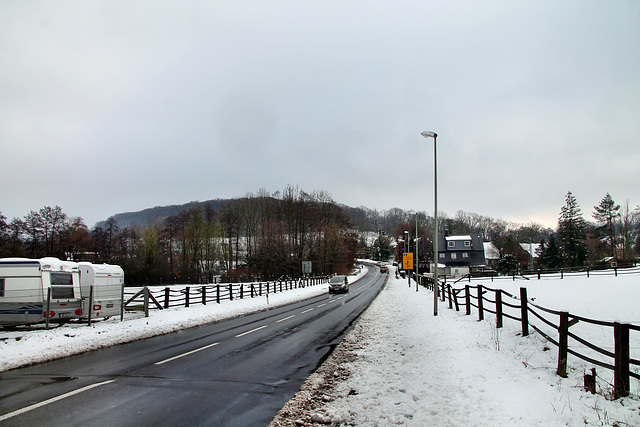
0;186;357;285
362;191;639;273
2;188;638;283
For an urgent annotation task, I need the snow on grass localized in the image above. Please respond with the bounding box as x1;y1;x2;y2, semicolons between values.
319;268;640;426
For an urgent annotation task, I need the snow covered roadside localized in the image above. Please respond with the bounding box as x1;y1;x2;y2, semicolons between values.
272;270;640;426
0;267;368;372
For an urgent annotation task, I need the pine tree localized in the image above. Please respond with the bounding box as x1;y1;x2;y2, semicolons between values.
557;191;588;267
592;193;620;259
537;235;563;269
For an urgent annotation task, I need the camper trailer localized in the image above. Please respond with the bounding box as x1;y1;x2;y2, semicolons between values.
0;257;83;326
77;262;124;319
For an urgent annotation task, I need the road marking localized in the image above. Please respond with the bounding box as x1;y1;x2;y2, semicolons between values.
317;303;327;308
0;379;115;422
155;342;220;365
301;308;314;314
276;315;295;323
235;325;267;338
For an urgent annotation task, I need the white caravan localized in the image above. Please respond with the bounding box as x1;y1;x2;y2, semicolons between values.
0;257;83;326
78;262;124;319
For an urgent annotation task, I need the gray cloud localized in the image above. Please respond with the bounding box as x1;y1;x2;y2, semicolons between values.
1;1;638;228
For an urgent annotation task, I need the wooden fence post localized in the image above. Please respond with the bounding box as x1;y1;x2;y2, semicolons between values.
453;289;460;311
120;283;125;322
447;284;452;310
45;288;51;329
164;287;170;309
477;285;484;321
614;322;630;398
201;286;206;305
495;289;503;329
441;283;445;302
229;284;233;301
216;285;220;303
185;287;190;307
465;285;471;316
144;286;149;317
557;311;569;377
520;287;529;337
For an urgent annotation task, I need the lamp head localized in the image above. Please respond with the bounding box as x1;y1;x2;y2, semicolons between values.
421;131;437;139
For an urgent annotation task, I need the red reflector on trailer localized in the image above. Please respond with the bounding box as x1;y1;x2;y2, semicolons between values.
75;308;83;316
93;305;101;311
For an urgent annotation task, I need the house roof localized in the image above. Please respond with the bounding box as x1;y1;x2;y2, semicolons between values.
483;242;500;260
445;235;472;241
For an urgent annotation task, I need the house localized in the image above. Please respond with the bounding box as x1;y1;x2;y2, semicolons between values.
436;235;487;277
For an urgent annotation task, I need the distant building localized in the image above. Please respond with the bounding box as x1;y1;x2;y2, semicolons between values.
435;234;487;277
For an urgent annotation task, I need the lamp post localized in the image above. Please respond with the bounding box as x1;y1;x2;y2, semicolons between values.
421;130;438;316
414;211;419;292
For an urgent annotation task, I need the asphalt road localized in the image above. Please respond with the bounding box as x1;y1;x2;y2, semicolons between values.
0;266;387;426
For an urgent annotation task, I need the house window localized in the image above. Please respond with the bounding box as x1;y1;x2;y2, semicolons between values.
439;253;445;258
451;253;457;259
464;241;471;247
448;241;455;248
462;252;469;258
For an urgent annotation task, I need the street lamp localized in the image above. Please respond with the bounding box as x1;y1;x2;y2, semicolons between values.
421;130;438;316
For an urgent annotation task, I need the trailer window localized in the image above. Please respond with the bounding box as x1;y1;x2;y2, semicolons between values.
0;278;4;297
50;273;74;299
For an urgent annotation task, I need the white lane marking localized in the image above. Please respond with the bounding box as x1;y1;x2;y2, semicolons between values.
235;325;267;338
276;315;295;323
301;308;314;314
317;303;327;308
155;342;220;365
0;379;115;422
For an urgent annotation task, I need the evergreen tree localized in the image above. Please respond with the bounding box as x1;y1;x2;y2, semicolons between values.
557;191;588;267
537;235;562;269
592;193;620;259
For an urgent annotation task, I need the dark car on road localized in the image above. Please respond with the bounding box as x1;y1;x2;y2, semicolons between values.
328;275;349;294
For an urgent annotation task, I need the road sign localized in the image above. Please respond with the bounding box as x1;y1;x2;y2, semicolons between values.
402;253;413;270
302;261;312;274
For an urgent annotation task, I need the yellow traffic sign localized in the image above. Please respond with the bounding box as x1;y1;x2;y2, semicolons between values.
402;252;413;270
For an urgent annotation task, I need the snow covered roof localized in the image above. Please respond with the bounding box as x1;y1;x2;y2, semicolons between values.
483;242;500;260
519;243;540;258
445;235;472;241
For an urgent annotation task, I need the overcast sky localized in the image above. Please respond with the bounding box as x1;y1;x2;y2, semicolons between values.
1;1;639;229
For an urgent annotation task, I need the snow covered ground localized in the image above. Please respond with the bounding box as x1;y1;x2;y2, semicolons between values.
1;265;639;426
307;268;640;426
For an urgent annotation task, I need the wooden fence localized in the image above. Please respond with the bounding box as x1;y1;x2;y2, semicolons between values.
123;276;329;315
418;275;639;398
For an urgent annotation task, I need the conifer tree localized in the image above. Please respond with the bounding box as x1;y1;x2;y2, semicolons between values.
537;234;563;269
592;193;620;259
557;191;588;267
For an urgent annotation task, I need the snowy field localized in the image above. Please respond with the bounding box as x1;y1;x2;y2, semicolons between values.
314;268;640;426
1;265;639;426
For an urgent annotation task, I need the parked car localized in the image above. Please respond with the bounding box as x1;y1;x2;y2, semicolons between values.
328;275;349;294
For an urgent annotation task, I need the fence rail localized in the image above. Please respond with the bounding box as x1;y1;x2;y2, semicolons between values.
123;276;329;315
416;269;640;398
